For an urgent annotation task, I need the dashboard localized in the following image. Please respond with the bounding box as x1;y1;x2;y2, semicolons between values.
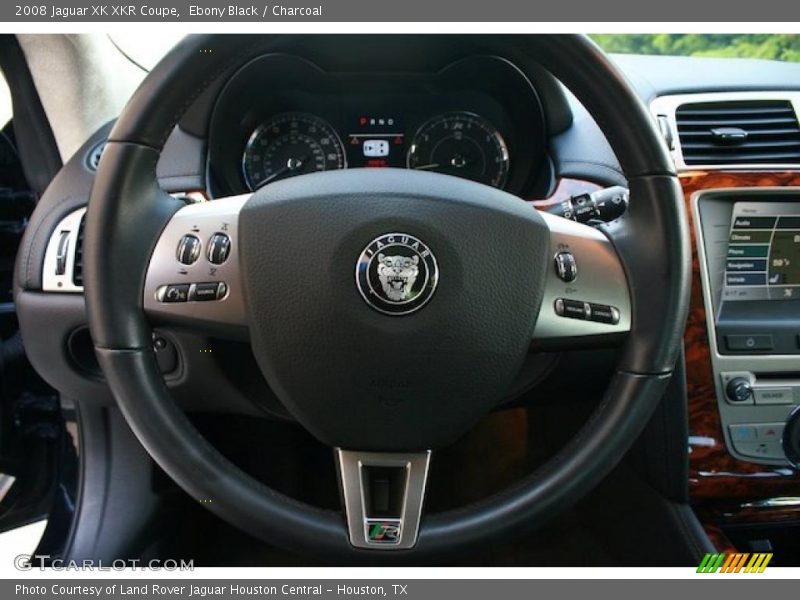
206;54;549;197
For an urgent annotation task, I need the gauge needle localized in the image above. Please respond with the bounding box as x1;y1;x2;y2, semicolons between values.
413;163;440;170
254;156;307;190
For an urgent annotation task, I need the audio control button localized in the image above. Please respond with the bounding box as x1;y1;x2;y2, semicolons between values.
176;234;201;265
192;282;221;302
207;233;231;265
754;387;794;405
555;298;589;320
725;377;753;404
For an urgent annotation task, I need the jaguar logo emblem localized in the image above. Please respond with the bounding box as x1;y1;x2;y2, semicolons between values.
376;254;419;301
356;233;438;315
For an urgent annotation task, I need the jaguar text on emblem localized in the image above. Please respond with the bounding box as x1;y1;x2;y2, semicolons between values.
355;233;439;315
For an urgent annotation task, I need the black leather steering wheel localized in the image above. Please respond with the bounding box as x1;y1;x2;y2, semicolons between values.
85;34;690;562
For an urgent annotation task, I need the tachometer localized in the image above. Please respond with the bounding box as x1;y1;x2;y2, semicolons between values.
407;112;509;188
242;112;346;190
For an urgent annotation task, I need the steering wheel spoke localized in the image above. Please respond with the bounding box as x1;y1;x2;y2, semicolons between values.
336;449;431;550
143;194;250;340
532;212;631;348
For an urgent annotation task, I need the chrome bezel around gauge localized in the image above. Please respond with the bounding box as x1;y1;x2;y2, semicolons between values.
407;110;510;189
241;112;347;191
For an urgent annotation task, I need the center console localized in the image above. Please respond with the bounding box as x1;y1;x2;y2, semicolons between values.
694;188;800;465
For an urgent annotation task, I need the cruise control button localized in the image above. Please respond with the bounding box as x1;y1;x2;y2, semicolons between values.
555;298;589;320
162;284;190;303
207;233;231;265
588;303;620;324
176;234;201;265
553;252;577;282
193;282;221;301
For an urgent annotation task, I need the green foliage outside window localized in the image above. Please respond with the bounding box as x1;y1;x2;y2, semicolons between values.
591;34;800;62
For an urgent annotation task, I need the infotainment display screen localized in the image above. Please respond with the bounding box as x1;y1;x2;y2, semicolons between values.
723;201;800;301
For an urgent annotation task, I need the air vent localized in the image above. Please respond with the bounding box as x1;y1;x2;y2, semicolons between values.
86;141;105;171
42;207;86;293
675;100;800;165
72;215;85;287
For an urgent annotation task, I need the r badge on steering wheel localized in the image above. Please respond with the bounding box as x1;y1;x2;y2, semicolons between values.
356;233;439;315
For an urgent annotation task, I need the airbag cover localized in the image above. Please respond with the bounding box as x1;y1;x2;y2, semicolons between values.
239;169;549;450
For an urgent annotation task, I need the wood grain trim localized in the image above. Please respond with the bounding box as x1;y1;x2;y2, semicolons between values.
682;170;800;508
535;174;800;526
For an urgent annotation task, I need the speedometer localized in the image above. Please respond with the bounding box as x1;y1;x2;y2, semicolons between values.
407;112;509;189
242;112;346;191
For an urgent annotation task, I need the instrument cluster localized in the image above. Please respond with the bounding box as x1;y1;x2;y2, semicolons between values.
208;54;549;197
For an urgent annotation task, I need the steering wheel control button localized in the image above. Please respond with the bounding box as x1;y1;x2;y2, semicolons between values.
193;282;223;302
156;282;228;303
555;298;620;325
588;303;620;325
554;251;577;282
554;298;589;320
159;284;190;303
207;233;231;265
355;233;439;316
176;234;201;265
725;377;754;404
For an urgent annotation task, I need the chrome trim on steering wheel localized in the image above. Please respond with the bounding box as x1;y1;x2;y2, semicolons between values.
336;449;431;550
143;194;249;332
532;212;631;341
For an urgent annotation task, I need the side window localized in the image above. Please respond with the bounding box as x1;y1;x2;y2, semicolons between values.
0;73;10;127
0;69;36;307
0;66;66;560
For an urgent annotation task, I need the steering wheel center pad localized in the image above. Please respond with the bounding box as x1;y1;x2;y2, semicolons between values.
239;169;549;450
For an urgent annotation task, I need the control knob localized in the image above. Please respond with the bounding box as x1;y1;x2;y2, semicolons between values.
726;377;753;403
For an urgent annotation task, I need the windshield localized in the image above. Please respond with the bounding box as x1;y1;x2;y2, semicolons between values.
592;34;800;62
108;33;184;71
109;34;800;70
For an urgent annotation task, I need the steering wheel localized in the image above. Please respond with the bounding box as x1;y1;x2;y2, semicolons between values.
85;34;690;562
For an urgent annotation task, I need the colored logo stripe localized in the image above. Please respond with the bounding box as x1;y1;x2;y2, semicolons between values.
369;523;385;540
697;553;772;573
